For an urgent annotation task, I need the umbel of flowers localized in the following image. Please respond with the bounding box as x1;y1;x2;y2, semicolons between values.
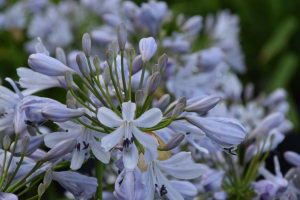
2;21;268;200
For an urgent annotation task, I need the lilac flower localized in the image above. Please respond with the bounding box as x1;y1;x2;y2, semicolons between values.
0;192;18;200
97;101;161;169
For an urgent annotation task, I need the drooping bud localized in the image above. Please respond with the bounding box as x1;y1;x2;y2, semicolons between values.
55;47;67;65
185;95;221;115
21;136;30;156
154;94;170;111
66;100;76;109
66;91;76;105
171;103;185;120
145;72;161;96
103;67;111;86
3;135;11;150
111;41;119;57
76;53;90;79
128;48;135;60
106;49;114;67
131;55;143;75
117;23;127;51
82;33;91;58
64;71;73;89
41;138;77;162
27;126;37;136
163;133;185;151
152;64;159;74
135;90;143;107
38;183;45;197
41;104;87;122
93;55;101;73
158;54;168;73
44;169;53;189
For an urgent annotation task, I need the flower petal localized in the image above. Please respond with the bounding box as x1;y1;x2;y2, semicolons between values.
123;144;139;170
70;150;85;170
134;108;162;128
158;152;192;166
44;131;81;148
122;101;136;121
97;107;123;127
90;135;110;164
132;126;158;151
101;125;125;151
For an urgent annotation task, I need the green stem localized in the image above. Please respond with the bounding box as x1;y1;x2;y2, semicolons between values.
0;150;7;183
120;51;128;101
108;65;123;105
77;89;98;108
87;57;96;80
3;155;25;190
163;104;176;116
139;119;173;132
114;57;123;102
69;89;95;113
128;58;133;101
133;137;145;153
95;159;103;200
26;195;39;200
0;133;19;189
77;118;107;133
10;175;41;193
138;61;146;90
17;175;43;197
87;78;110;108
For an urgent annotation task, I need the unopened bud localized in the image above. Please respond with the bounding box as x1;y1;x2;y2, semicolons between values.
106;49;114;67
41;138;77;162
171;103;185;120
177;96;187;107
66;100;76;109
129;48;135;60
163;133;185;151
131;55;143;75
76;53;90;79
21;136;30;156
93;55;101;72
117;23;127;51
111;41;119;57
103;67;111;86
64;71;73;89
154;94;170;111
41;104;87;122
145;72;161;96
27;126;37;136
44;169;53;189
185;95;221;114
158;54;168;73
66;91;76;105
56;47;67;65
38;183;45;197
135;90;143;107
82;33;91;57
152;64;159;74
3;135;11;150
244;82;254;101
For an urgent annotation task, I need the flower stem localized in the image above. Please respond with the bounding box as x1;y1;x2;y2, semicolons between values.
17;175;43;197
128;57;133;101
3;154;25;190
95;159;103;200
114;57;123;102
69;88;96;113
138;61;146;90
120;50;128;101
108;64;123;105
0;150;7;184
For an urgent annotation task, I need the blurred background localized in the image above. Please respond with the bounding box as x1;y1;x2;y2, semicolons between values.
0;0;300;199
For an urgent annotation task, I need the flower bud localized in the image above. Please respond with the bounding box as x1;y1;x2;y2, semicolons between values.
117;23;127;51
145;72;161;96
163;133;185;151
76;53;90;79
139;37;157;62
171;103;185;120
57;76;79;91
64;71;73;89
44;169;53;189
135;90;143;107
111;41;119;57
131;55;143;75
67;91;76;105
21;136;30;156
152;64;159;74
12;135;45;156
178;96;187;107
66;100;76;109
103;67;111;86
93;55;101;73
41;104;87;122
41;138;77;162
56;47;67;65
154;94;170;111
185;95;221;115
106;49;114;67
158;54;168;73
128;48;135;60
3;135;11;150
82;33;91;58
38;183;45;197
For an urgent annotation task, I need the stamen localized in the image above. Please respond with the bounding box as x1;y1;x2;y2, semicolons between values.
5;78;24;99
76;143;81;151
160;185;167;196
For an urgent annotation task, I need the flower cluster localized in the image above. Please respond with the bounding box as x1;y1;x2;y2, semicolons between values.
0;0;297;200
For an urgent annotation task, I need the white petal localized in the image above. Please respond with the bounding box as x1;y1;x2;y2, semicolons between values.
170;180;198;197
144;148;159;165
132;126;158;150
143;166;155;200
123;144;139;170
122;101;136;121
55;121;82;131
158;152;192;166
134;108;162;128
44;131;81;148
101;125;125;151
97;107;123;127
70;150;85;170
90;135;110;164
157;162;204;179
0;112;14;131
